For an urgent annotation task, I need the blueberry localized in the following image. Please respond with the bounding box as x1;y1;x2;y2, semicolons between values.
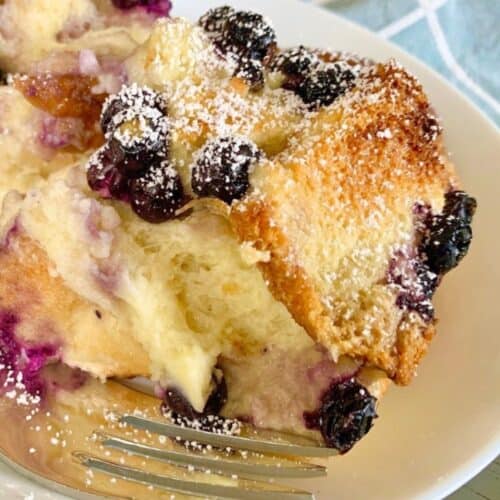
101;84;167;135
191;136;262;204
163;371;228;419
163;387;198;420
203;370;228;416
234;58;264;90
86;145;130;201
111;108;168;155
130;162;185;223
442;190;476;225
110;107;169;174
100;97;128;136
218;10;277;63
86;147;112;195
100;86;169;176
108;169;131;201
270;46;320;90
296;64;356;109
106;137;148;176
198;6;235;35
421;113;442;142
420;191;476;275
317;379;377;453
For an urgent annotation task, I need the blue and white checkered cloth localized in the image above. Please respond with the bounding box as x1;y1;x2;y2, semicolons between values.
304;0;500;126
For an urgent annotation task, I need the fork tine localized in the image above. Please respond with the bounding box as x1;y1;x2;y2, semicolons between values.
73;452;314;500
95;431;327;479
121;415;337;457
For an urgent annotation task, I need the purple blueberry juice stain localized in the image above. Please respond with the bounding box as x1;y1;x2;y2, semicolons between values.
0;218;20;250
387;246;438;321
91;260;122;293
112;0;172;17
44;364;88;392
38;114;87;152
0;310;60;399
38;116;72;149
142;0;172;16
386;202;440;321
413;202;432;220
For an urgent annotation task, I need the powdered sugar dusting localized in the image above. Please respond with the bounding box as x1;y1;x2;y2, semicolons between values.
162;408;241;452
112;106;169;153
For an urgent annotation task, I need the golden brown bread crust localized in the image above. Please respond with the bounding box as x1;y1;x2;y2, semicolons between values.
0;231;150;378
230;61;457;384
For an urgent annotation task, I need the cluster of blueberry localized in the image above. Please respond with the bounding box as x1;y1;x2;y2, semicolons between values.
84;6;364;223
199;6;357;107
86;84;263;222
390;191;476;321
199;6;277;90
86;85;186;223
162;369;377;454
271;46;356;109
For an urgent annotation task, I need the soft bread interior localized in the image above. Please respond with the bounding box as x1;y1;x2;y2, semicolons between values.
2;168;319;412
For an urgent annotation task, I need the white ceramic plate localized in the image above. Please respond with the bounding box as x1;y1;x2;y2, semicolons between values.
1;1;499;498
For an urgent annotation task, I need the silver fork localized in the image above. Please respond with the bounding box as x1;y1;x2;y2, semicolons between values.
0;378;337;499
74;412;337;499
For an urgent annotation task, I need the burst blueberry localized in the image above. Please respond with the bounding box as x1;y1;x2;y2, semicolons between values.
217;10;277;63
234;58;265;90
163;371;228;420
203;370;228;416
192;136;262;204
420;191;476;275
110;107;169;174
388;249;438;321
198;6;235;35
317;379;377;453
86;145;130;201
270;46;320;90
130;162;184;223
100;84;167;135
296;64;356;109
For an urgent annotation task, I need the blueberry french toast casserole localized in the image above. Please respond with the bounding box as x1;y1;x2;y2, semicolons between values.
0;1;476;456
